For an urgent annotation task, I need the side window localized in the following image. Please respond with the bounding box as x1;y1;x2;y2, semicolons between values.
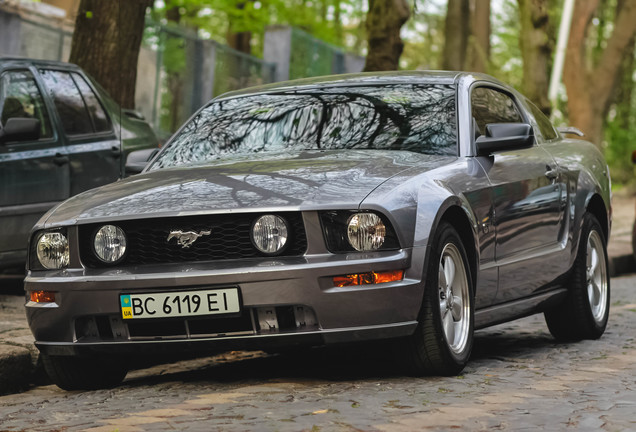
0;70;53;139
40;69;93;136
72;73;111;133
471;87;523;136
527;100;558;141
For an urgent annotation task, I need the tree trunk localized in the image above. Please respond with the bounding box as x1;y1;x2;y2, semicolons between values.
614;0;635;130
442;0;469;70
69;0;152;109
226;2;252;55
465;0;490;73
227;30;252;54
334;0;343;44
517;0;552;115
363;0;410;71
164;6;184;133
563;0;636;147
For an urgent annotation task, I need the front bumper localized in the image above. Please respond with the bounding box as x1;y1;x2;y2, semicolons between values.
25;247;427;356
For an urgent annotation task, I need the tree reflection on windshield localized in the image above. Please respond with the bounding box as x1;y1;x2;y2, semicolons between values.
150;84;457;170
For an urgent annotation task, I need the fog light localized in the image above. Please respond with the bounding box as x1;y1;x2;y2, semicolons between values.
30;291;56;303
333;270;404;287
251;215;289;255
94;225;127;263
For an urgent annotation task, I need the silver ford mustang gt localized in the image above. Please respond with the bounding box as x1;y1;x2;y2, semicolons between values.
25;71;611;390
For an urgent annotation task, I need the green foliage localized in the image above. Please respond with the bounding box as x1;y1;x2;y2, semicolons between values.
604;121;636;189
489;0;522;90
400;0;444;70
152;0;363;58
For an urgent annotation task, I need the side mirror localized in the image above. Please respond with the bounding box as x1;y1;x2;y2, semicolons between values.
475;123;535;156
0;118;40;145
125;148;159;176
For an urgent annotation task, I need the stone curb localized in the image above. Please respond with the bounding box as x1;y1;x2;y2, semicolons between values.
0;344;37;395
609;253;636;278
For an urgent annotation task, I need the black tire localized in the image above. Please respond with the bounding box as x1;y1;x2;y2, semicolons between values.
42;353;129;391
545;212;610;341
399;222;474;376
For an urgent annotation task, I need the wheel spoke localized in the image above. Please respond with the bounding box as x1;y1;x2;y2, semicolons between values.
443;311;455;345
451;295;463;321
438;262;447;313
438;263;446;289
444;256;456;289
440;296;447;315
588;248;598;278
588;278;601;306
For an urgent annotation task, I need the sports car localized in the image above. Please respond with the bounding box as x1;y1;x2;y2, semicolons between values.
25;71;612;390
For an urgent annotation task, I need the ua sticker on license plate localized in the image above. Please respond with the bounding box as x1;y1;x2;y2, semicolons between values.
120;288;240;320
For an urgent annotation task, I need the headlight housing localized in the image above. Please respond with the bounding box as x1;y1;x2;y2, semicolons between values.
320;211;400;253
32;230;70;270
251;214;289;255
93;225;127;264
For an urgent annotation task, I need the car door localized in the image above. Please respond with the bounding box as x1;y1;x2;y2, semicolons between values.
471;86;565;302
39;69;121;196
0;68;69;265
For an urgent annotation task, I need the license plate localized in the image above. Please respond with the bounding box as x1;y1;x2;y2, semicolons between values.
120;288;240;320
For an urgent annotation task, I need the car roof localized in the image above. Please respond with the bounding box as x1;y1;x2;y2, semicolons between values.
0;57;81;72
216;70;503;100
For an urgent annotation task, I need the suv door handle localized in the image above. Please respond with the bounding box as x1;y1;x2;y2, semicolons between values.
53;153;69;166
111;145;121;159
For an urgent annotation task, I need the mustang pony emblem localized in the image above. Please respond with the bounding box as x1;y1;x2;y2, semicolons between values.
167;230;211;248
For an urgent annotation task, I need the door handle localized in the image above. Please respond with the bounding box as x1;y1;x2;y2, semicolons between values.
111;145;121;159
545;167;559;181
53;153;69;166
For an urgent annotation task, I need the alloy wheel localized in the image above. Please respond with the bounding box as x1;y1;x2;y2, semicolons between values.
586;230;608;324
438;243;470;355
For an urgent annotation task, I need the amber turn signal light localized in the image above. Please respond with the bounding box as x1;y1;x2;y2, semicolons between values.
30;291;56;303
333;270;404;287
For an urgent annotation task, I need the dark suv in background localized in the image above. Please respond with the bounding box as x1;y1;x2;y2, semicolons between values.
0;58;159;270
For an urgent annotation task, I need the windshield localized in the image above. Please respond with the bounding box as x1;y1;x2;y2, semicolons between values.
149;84;457;170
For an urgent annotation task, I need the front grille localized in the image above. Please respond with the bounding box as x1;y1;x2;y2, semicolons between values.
127;314;255;339
74;305;318;342
79;212;306;267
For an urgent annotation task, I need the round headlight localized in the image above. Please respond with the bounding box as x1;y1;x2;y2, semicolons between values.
347;213;386;251
251;215;289;255
94;225;127;263
36;232;69;269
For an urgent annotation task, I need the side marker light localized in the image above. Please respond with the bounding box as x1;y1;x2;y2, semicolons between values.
333;270;404;287
30;291;56;303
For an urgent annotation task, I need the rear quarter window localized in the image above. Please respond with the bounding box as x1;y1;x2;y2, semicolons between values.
72;72;111;133
527;100;558;141
40;69;93;136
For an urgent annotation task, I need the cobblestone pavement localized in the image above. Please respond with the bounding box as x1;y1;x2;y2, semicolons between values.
1;274;635;432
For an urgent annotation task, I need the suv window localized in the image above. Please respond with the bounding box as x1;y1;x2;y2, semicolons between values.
527;100;558;141
72;73;111;133
471;87;523;136
0;70;53;139
40;69;94;136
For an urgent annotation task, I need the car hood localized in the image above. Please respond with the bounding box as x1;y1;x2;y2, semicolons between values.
42;150;453;226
